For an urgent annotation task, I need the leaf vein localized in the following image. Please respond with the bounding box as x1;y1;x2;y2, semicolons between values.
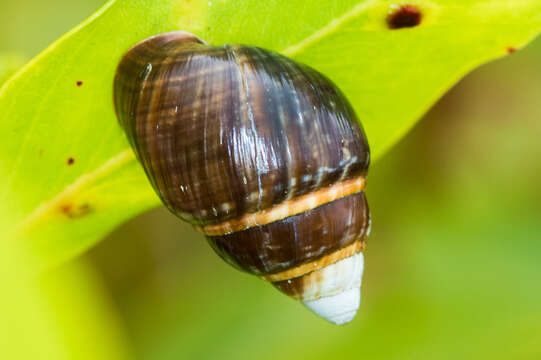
281;0;377;56
12;149;135;237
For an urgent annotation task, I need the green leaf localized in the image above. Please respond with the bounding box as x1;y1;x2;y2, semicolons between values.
2;0;541;271
0;53;26;85
0;241;132;359
1;57;131;359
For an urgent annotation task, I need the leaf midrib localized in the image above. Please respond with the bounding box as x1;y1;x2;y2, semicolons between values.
11;150;135;238
281;0;377;56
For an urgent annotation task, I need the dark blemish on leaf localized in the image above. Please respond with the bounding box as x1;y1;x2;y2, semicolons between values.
67;157;75;166
60;204;73;216
507;47;517;54
387;5;422;29
76;81;83;87
60;203;93;219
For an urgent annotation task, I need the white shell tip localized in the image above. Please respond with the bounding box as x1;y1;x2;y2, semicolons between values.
300;252;364;325
303;285;361;325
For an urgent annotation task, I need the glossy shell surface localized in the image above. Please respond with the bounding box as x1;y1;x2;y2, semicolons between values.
114;32;371;325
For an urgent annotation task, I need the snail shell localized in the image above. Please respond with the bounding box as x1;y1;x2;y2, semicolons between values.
114;31;371;325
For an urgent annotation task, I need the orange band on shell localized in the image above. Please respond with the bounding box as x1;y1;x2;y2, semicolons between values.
262;240;366;283
198;175;366;236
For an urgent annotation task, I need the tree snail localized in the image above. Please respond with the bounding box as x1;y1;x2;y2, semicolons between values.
114;31;371;325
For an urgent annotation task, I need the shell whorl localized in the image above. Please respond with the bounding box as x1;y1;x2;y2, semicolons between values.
114;31;371;324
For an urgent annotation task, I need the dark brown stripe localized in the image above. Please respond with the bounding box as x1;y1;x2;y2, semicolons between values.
206;192;370;276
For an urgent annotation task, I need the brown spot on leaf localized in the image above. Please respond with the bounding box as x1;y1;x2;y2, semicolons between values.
507;47;517;54
60;203;93;219
76;81;83;87
67;157;75;166
60;204;73;215
387;5;422;29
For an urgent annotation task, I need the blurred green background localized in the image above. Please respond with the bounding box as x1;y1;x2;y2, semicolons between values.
2;1;540;359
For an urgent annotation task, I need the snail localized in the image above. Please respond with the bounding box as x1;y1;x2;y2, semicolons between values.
113;31;371;325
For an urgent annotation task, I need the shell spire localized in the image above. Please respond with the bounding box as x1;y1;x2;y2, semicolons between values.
114;31;371;325
303;252;364;324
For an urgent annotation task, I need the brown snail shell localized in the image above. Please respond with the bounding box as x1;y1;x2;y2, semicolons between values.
114;31;371;324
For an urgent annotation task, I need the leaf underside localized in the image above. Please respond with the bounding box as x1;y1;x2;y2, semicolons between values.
1;0;541;272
